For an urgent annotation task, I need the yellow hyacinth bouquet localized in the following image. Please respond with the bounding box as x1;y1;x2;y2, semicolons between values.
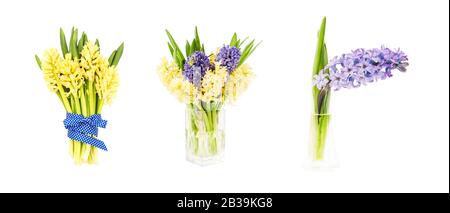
158;27;259;165
35;27;124;164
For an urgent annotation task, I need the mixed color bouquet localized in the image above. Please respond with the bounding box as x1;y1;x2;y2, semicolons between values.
35;27;124;164
158;27;260;165
310;17;409;166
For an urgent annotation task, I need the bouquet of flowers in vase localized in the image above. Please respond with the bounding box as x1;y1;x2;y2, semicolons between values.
35;27;124;164
309;17;409;167
158;27;260;165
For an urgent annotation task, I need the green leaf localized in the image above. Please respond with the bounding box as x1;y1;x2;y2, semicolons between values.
319;43;330;114
68;27;74;58
191;38;197;53
239;40;254;65
312;17;326;76
95;39;100;49
167;42;174;56
69;28;79;58
312;17;328;113
173;48;181;68
165;29;185;63
320;43;328;70
108;50;117;65
194;26;201;51
230;33;237;46
243;39;254;52
84;33;89;46
248;41;262;56
185;40;191;57
238;38;261;66
111;42;124;66
77;32;85;53
35;55;42;70
59;28;69;56
239;37;249;48
80;33;89;54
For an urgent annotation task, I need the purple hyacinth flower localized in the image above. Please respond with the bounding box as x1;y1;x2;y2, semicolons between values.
312;70;330;90
215;45;241;73
312;47;409;91
183;51;211;85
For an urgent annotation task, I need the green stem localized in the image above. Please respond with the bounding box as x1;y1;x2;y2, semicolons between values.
80;87;88;116
56;91;63;107
205;102;218;154
204;113;214;154
316;116;324;160
57;85;72;113
72;93;81;115
55;87;74;158
207;110;213;130
80;86;93;161
212;104;220;154
200;108;211;132
89;81;96;115
211;108;216;131
188;104;199;155
71;92;83;164
68;95;76;159
314;114;330;160
86;85;101;164
187;102;222;156
80;88;87;159
97;98;103;114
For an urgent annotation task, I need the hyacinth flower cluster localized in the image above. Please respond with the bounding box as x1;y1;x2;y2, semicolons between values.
313;47;409;91
158;27;259;164
35;27;124;165
159;27;260;104
308;17;409;164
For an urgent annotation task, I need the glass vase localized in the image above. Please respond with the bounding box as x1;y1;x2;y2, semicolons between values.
306;113;338;169
185;102;225;166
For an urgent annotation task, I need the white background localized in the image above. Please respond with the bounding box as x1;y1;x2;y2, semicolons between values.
0;0;448;193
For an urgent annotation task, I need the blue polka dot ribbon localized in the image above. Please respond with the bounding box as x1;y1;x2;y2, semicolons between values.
63;113;108;151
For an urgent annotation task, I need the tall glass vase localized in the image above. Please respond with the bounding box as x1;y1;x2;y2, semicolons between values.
185;102;225;166
306;113;338;169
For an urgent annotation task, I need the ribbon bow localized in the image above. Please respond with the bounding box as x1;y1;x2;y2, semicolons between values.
63;113;108;151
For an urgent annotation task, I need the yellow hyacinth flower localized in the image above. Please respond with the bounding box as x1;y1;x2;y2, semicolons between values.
158;57;180;87
199;63;228;102
41;48;63;92
80;41;101;81
158;57;195;102
58;53;84;97
226;64;254;102
174;77;197;103
209;50;218;65
77;41;118;105
95;64;119;105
